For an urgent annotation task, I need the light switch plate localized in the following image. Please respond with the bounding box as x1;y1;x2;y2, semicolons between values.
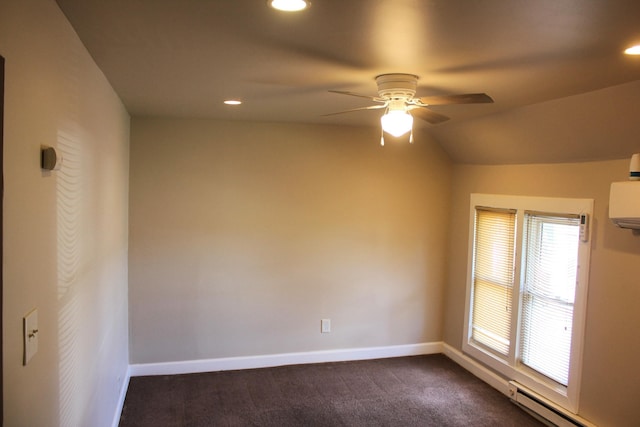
23;308;38;365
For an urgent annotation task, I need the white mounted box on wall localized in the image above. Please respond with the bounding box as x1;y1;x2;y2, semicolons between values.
609;181;640;229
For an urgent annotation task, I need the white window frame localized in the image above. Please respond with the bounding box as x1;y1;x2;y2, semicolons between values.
463;194;593;413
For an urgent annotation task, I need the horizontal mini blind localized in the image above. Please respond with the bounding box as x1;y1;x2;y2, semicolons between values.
471;207;516;356
521;213;580;386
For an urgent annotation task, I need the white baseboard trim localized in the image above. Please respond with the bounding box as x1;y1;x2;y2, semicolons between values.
111;365;132;427
129;341;443;377
441;343;510;396
442;344;597;427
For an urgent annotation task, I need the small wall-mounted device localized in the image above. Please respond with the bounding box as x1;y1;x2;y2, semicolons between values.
579;214;589;242
41;146;61;171
609;153;640;230
609;181;640;229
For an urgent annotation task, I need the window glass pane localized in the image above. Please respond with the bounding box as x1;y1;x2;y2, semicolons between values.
521;214;579;386
472;279;512;354
471;208;516;356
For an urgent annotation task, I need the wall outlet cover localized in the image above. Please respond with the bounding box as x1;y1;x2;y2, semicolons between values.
321;318;331;333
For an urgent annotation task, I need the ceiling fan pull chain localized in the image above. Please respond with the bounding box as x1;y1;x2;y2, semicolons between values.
380;107;387;146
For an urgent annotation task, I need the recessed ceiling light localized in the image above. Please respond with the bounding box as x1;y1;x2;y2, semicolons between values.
624;45;640;55
224;100;242;105
269;0;310;12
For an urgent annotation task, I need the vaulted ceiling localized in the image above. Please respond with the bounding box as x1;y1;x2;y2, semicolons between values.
55;0;640;164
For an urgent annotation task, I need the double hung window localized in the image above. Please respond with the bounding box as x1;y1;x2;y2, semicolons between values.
464;194;592;413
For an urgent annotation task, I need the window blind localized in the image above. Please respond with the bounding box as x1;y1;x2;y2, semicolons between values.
471;207;516;356
521;214;579;386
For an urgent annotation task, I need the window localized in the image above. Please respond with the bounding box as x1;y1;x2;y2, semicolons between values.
463;194;593;413
470;208;516;357
521;213;579;386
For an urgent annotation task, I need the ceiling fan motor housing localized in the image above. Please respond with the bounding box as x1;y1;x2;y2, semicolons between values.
375;73;418;100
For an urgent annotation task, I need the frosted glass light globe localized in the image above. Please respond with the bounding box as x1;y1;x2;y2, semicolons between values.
380;110;413;137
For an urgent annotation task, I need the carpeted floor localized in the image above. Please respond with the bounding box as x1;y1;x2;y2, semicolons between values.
119;354;545;426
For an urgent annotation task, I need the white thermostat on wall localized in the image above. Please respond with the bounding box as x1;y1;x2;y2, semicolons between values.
579;214;589;242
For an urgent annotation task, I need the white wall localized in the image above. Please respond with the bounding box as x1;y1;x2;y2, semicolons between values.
443;159;640;427
1;0;130;426
129;118;452;363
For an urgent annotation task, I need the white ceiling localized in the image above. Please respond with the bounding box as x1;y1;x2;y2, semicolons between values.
55;0;640;164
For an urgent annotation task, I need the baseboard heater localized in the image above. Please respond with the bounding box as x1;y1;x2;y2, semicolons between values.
508;382;593;427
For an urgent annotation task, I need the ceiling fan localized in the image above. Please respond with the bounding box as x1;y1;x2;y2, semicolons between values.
325;73;493;145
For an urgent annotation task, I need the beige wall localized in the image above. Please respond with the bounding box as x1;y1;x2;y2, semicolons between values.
1;0;130;426
129;118;452;363
443;159;640;427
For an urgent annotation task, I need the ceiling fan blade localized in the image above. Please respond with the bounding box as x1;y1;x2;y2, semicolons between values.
328;90;384;102
409;106;450;124
322;104;387;116
417;93;494;105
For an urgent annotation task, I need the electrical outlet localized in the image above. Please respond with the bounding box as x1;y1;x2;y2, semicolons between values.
321;318;331;333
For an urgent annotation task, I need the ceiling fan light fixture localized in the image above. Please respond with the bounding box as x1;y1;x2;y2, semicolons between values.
269;0;310;12
327;72;492;141
381;110;413;137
